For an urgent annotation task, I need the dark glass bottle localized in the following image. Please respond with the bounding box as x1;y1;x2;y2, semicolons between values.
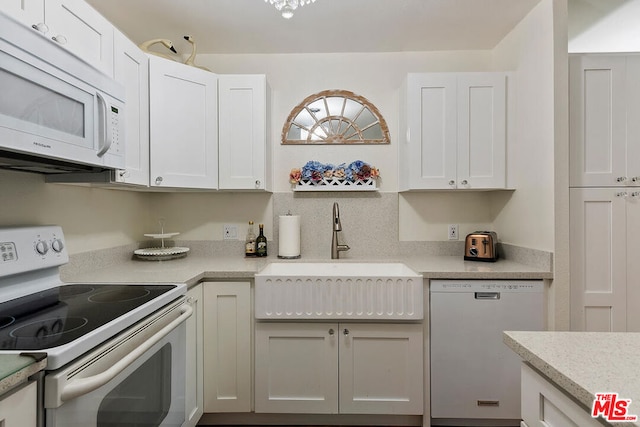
256;223;267;257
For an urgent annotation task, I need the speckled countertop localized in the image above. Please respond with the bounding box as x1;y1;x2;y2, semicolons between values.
504;331;640;427
63;253;552;286
0;354;46;396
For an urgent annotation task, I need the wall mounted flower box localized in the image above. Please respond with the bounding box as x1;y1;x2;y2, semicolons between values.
289;160;379;192
294;177;378;192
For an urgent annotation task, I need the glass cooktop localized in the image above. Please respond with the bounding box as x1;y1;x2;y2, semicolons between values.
0;284;176;351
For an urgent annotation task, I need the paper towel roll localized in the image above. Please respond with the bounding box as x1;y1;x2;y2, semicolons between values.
278;215;301;258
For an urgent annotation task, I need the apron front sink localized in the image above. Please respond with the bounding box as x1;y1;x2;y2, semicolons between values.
254;262;423;320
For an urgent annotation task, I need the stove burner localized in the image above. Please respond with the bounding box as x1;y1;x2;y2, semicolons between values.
10;317;88;338
59;285;95;298
0;317;15;330
89;287;151;303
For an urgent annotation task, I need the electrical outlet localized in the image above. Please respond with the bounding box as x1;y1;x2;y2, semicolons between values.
448;224;459;240
223;224;238;240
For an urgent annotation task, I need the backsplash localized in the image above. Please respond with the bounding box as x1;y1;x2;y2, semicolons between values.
62;192;553;277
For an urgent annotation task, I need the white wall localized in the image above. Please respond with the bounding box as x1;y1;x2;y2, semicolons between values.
490;0;557;252
568;0;640;52
0;170;150;253
193;50;509;241
1;24;561;253
198;51;493;193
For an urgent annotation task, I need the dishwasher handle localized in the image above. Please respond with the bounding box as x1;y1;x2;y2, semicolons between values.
474;292;500;300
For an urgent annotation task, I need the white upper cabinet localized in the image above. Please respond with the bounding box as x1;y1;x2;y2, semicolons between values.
400;72;507;190
218;74;271;191
113;30;149;186
2;0;115;76
1;0;44;27
570;55;640;187
149;56;218;189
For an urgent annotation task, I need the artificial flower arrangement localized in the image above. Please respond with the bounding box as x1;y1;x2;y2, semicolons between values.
289;160;380;189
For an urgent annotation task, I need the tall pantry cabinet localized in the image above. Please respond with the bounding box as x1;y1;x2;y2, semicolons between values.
569;55;640;332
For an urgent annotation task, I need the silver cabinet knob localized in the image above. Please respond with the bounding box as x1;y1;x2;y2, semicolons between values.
328;328;335;336
632;191;640;198
461;179;468;186
343;328;350;336
616;176;627;183
632;177;640;183
155;176;163;185
448;180;455;186
616;191;628;198
255;180;261;188
31;22;49;33
52;35;67;45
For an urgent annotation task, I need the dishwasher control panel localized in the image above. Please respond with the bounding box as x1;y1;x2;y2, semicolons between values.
430;280;544;293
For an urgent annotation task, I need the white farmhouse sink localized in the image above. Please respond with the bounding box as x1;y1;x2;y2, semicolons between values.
254;262;423;320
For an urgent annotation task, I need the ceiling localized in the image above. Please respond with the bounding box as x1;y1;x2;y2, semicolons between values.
85;0;542;55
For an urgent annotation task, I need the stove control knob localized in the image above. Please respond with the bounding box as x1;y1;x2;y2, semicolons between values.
52;239;64;253
35;240;49;255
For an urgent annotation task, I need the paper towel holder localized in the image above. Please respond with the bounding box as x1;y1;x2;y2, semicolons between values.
278;211;302;259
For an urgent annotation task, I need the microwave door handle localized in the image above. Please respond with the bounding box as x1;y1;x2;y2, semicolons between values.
59;303;193;403
95;92;112;157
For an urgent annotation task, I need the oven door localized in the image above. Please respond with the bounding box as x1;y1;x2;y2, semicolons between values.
44;298;191;427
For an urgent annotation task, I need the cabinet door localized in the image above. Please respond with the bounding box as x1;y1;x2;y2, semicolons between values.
149;56;218;189
218;75;270;190
44;0;114;76
254;322;339;414
404;73;458;189
626;56;640;183
203;282;251;412
0;0;44;28
626;194;640;331
521;364;601;427
185;285;203;427
569;55;627;187
570;188;627;331
339;323;423;415
113;30;149;186
0;382;37;427
457;73;506;189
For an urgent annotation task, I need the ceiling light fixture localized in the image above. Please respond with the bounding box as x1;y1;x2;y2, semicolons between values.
264;0;317;19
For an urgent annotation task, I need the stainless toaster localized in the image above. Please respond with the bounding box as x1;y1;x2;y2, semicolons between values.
464;231;498;262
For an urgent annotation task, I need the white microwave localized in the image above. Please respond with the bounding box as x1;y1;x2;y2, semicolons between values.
0;12;125;173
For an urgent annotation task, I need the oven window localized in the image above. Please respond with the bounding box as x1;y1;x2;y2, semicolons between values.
97;343;172;427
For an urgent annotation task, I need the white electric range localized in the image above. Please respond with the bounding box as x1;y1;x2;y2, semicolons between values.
0;226;190;427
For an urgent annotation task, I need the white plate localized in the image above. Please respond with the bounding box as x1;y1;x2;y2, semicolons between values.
143;232;180;239
134;246;189;261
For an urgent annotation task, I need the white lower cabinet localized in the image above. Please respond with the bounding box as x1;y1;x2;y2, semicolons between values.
185;284;204;427
0;381;37;427
203;282;252;412
521;364;600;427
254;322;423;415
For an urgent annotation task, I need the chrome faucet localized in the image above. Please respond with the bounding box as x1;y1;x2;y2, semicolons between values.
331;202;350;259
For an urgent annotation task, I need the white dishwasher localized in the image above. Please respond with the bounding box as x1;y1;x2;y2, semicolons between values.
430;280;544;426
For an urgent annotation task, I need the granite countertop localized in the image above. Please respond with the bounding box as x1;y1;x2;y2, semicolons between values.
0;354;47;397
63;253;552;285
504;331;640;427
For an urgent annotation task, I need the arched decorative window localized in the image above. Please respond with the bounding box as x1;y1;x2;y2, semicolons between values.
282;90;390;145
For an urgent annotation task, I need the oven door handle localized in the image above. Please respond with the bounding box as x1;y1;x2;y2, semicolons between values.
60;303;193;403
